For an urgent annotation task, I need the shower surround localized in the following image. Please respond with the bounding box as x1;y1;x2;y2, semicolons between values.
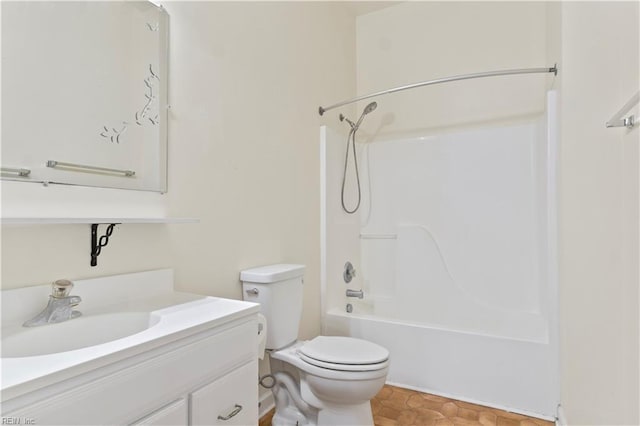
320;93;558;418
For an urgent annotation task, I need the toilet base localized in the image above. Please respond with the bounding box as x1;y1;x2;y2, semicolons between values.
316;401;374;426
272;406;313;426
268;342;385;426
271;401;374;426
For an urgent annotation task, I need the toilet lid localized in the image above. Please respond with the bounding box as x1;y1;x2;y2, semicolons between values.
299;336;389;366
298;352;390;372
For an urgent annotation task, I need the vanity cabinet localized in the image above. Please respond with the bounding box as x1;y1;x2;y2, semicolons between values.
3;316;259;426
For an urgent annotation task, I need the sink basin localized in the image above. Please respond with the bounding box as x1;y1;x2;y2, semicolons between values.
1;312;160;358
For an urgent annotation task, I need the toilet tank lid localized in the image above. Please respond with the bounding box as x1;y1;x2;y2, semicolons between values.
240;264;305;283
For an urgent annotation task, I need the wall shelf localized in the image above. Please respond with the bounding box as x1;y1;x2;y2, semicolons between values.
1;217;199;266
1;217;199;225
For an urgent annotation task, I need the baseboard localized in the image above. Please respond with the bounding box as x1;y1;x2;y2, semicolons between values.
259;391;275;419
556;404;567;426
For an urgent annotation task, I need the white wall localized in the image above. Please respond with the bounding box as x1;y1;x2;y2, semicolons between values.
160;0;355;340
557;2;639;424
355;2;549;138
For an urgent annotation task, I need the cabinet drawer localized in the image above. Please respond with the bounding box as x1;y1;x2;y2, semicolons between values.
190;361;258;426
131;398;187;426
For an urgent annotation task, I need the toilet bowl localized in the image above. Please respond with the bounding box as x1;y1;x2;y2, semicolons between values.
271;337;389;425
240;264;389;426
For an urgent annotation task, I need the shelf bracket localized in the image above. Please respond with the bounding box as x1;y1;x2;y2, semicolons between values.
90;223;119;267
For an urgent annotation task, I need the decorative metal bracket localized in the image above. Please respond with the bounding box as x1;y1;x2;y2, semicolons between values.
90;223;119;267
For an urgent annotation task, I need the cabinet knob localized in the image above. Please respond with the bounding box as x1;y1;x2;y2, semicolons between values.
217;404;242;421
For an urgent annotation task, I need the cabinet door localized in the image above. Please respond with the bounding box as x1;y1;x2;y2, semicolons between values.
190;361;258;425
130;398;187;426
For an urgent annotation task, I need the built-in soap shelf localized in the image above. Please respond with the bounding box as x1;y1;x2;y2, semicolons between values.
1;217;199;266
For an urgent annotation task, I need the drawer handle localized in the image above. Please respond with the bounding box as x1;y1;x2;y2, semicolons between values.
217;404;243;421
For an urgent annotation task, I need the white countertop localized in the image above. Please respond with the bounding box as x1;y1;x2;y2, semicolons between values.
1;269;259;401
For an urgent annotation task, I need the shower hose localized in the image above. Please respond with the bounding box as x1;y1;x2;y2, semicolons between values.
341;127;361;214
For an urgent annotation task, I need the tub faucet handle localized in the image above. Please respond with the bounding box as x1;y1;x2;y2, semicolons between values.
344;262;356;283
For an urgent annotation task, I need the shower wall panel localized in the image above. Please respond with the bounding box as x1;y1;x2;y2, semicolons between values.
357;120;550;342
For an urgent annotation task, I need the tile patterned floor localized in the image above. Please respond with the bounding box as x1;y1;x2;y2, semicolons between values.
258;384;554;426
371;385;553;426
259;407;275;426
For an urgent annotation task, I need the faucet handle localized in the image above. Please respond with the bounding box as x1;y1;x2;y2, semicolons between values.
344;261;357;283
51;279;74;298
68;295;82;307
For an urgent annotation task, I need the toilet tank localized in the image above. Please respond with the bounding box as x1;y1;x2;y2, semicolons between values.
240;264;305;350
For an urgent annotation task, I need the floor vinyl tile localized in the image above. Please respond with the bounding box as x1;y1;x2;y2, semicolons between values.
258;384;554;426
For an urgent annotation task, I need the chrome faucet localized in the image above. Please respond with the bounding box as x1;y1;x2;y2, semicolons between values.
23;279;82;327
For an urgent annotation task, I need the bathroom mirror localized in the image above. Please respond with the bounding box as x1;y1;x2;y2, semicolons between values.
1;1;168;192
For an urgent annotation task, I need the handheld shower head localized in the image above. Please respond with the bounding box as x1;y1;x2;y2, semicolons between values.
354;101;378;129
363;101;377;115
339;101;377;215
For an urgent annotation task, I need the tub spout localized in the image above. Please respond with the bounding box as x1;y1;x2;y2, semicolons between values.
346;289;364;299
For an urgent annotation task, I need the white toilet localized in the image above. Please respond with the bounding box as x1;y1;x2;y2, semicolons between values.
241;264;389;426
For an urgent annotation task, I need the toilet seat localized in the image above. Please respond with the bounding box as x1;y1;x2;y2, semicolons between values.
297;336;389;372
271;340;389;381
298;352;389;372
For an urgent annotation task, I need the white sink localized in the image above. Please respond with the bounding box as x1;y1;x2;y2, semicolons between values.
1;312;161;358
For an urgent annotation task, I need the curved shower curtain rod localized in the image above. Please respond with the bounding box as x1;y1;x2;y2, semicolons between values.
318;65;558;116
